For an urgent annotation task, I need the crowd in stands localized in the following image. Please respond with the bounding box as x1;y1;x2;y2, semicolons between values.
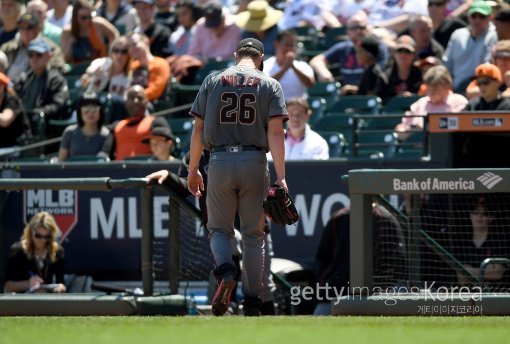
0;0;510;162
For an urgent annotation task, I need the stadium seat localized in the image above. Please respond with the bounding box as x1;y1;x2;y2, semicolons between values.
316;27;347;51
316;130;348;157
311;113;354;131
294;26;320;51
307;81;341;102
308;97;327;125
352;131;398;158
381;95;421;114
193;59;235;85
168;117;194;153
65;62;91;76
359;114;403;131
326;95;382;115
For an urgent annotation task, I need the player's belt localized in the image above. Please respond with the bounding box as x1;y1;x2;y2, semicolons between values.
210;145;262;153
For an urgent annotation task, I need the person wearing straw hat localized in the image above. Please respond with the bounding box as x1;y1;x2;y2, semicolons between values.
235;0;283;56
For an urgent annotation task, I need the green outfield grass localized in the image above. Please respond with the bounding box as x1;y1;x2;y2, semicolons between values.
1;316;509;344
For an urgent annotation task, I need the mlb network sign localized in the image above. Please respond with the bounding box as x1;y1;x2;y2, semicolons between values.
392;172;503;192
23;190;78;243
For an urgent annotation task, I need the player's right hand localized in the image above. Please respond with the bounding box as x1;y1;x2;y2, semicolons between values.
187;170;204;197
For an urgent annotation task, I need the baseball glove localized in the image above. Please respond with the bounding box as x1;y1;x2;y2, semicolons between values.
263;185;299;226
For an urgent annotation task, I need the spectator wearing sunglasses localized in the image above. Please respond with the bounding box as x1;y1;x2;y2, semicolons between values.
57;91;111;162
14;38;69;154
81;36;132;99
464;63;510;110
60;0;119;64
4;211;66;294
309;11;388;92
443;1;498;92
372;35;423;103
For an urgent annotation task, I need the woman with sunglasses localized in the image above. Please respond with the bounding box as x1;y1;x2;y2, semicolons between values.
61;0;119;64
4;212;66;293
81;36;132;98
57;91;111;161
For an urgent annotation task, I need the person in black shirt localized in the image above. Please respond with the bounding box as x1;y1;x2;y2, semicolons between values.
4;211;66;293
464;63;510;111
133;0;172;58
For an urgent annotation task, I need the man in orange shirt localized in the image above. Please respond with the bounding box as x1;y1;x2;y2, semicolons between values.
128;32;171;101
100;85;170;160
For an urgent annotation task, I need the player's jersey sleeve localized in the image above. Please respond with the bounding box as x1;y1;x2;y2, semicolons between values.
190;75;211;118
268;79;289;122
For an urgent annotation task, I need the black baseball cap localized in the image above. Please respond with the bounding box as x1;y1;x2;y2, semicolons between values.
143;126;176;143
236;38;264;54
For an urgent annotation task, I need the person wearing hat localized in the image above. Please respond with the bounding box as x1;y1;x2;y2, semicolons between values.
262;29;315;100
372;35;423;103
143;126;179;161
465;40;510;99
443;1;498;92
464;62;510;110
235;0;283;56
13;38;69;154
187;0;240;62
170;0;239;83
0;0;24;46
0;71;30;153
133;0;173;58
186;37;288;316
57;91;111;162
2;12;66;83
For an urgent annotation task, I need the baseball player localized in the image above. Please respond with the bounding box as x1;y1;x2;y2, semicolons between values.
147;149;278;315
187;38;288;316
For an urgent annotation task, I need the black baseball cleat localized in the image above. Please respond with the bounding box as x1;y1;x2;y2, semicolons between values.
212;277;236;316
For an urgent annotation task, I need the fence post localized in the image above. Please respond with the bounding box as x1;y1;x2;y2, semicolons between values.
141;186;154;296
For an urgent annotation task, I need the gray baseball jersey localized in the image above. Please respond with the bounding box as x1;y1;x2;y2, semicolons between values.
190;65;288;150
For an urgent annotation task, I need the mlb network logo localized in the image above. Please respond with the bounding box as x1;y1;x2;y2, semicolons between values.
477;172;503;190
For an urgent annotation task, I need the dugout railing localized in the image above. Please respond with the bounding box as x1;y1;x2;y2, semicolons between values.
339;168;510;316
0;177;201;297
